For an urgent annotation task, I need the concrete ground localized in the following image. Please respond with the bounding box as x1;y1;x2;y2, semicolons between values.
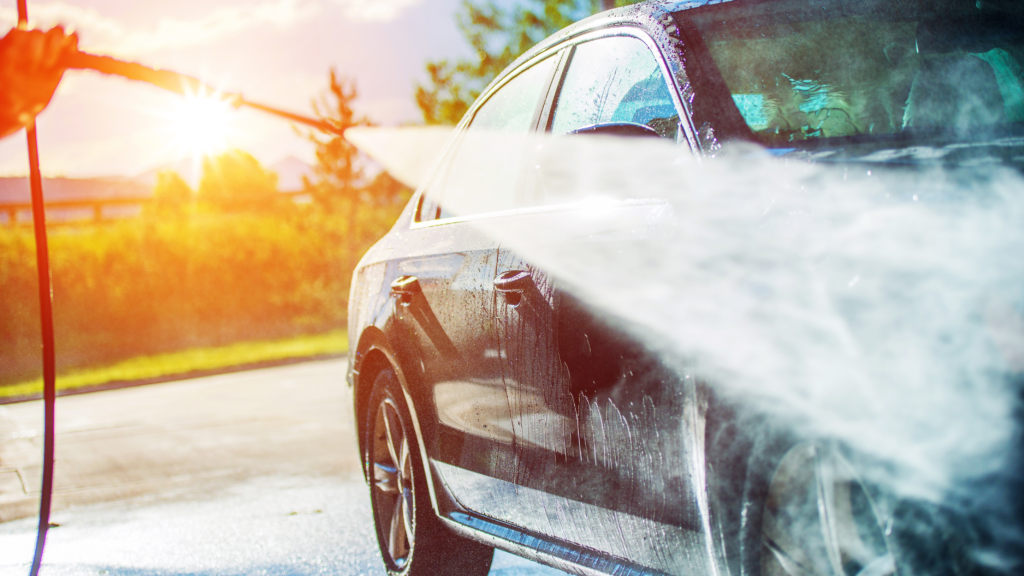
0;359;359;524
0;359;565;576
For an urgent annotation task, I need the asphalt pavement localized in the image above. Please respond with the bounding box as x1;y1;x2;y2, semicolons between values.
0;359;566;575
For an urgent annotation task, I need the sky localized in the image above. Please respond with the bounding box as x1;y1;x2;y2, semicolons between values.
0;0;470;179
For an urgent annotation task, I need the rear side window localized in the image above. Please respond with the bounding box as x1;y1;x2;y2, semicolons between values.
550;35;680;139
418;56;557;222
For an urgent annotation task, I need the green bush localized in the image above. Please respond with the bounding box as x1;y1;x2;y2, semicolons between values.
3;67;411;388
0;199;402;386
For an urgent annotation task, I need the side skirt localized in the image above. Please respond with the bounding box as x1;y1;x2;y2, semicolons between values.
440;510;670;576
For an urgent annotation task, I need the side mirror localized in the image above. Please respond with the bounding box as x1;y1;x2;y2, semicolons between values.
567;122;661;138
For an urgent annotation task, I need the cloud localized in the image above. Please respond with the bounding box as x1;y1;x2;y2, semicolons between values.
0;0;319;56
334;0;422;22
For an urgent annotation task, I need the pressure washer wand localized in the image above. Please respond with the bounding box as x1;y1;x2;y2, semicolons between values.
61;50;345;136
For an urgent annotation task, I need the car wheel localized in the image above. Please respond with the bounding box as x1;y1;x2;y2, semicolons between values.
366;368;494;576
708;422;985;576
759;442;895;576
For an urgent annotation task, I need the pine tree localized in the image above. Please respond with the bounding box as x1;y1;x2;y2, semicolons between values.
305;68;372;212
305;70;411;257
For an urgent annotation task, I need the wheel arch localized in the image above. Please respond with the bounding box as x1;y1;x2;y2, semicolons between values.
352;326;445;517
353;339;390;482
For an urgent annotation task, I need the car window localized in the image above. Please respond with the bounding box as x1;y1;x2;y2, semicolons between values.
550;35;680;140
685;2;1024;146
418;56;556;222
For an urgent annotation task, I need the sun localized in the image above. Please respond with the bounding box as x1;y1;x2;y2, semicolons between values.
167;91;234;159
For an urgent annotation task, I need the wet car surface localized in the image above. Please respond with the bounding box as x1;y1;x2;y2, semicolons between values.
346;1;1024;575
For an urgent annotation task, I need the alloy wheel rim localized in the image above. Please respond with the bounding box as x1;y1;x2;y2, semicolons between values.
372;398;414;568
762;443;895;576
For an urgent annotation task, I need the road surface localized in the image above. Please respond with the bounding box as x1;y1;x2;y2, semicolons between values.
0;359;566;575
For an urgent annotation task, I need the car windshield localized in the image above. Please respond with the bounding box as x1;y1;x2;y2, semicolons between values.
683;0;1024;147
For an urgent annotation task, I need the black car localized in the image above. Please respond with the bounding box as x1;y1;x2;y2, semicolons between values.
346;1;1024;575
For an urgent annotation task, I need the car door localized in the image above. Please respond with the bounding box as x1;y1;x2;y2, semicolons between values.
485;32;710;573
392;54;563;502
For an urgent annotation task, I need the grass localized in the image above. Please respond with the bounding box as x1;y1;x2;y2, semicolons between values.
0;330;348;401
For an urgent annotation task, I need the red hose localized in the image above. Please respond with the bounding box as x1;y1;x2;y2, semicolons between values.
18;3;58;576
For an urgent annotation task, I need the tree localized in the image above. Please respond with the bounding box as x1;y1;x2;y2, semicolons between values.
146;169;192;217
415;0;641;124
305;68;372;212
198;150;281;212
306;70;412;257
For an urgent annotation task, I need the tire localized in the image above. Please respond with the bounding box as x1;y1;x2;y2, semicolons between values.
707;417;983;576
704;406;774;576
756;441;895;576
365;368;494;576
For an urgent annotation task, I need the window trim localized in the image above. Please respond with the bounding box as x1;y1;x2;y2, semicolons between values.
542;26;690;140
411;47;565;229
523;27;693;209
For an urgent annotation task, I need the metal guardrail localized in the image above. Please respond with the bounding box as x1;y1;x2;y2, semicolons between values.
2;197;148;225
1;191;312;225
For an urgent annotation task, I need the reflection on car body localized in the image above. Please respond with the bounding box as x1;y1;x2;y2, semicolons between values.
346;1;1024;575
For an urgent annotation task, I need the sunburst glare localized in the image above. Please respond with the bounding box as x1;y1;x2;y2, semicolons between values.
167;90;234;160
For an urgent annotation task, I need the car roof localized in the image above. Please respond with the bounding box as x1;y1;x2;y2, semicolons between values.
481;0;736;99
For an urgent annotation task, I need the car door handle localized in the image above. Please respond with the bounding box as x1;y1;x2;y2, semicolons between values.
390;275;420;304
494;270;533;293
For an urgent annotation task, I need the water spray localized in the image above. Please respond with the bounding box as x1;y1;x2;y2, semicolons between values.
14;4;346;573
